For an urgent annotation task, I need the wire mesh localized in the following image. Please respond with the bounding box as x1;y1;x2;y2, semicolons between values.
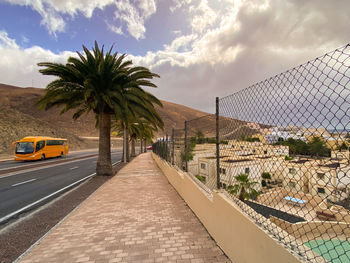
153;44;350;262
186;114;218;190
219;44;350;262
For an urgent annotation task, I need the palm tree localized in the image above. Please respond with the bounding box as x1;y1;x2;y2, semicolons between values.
227;174;259;201
36;42;160;176
139;122;156;153
130;119;160;156
113;106;163;161
113;76;163;161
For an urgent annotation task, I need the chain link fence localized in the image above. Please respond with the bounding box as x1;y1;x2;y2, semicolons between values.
153;44;350;262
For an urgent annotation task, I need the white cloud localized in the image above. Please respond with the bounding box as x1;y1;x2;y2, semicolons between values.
114;0;157;40
0;31;19;49
106;22;124;36
0;32;75;87
131;0;350;111
2;0;157;39
190;0;218;33
1;0;350;112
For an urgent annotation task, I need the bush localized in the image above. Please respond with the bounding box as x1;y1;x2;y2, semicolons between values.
196;175;206;183
274;137;331;157
261;172;271;180
285;156;293;161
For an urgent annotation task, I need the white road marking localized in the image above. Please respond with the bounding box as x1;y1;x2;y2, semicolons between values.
0;160;121;224
0;152;122;179
0;150;123;171
70;166;79;170
12;178;37;187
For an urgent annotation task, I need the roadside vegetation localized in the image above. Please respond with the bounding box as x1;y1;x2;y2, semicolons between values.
274;137;331;157
37;41;163;176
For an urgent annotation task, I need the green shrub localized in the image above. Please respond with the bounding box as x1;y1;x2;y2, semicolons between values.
261;172;271;180
196;175;206;183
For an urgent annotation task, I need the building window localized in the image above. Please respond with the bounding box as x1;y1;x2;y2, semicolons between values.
317;187;326;194
223;183;227;189
317;173;325;180
264;150;267;154
219;168;226;175
253;149;256;153
245;167;250;174
200;163;206;169
288;181;296;188
241;146;244;149
289;168;296;174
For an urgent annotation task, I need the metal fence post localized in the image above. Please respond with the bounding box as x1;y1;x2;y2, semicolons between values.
165;133;168;162
184;121;188;172
171;128;175;165
172;128;175;165
216;97;220;189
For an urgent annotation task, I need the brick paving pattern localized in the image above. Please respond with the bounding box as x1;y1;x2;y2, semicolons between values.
19;153;230;263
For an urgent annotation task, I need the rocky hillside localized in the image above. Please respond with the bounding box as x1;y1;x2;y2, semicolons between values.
0;105;89;156
0;83;216;155
0;84;212;136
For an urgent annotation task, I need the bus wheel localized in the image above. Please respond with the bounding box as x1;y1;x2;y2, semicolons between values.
41;154;45;160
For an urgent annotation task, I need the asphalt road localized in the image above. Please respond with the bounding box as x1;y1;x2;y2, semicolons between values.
0;148;121;171
0;151;123;222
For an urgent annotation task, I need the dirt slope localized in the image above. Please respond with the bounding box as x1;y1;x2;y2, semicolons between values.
0;83;225;155
0;105;88;156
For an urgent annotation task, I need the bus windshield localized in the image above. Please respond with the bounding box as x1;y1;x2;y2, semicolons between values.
16;142;34;154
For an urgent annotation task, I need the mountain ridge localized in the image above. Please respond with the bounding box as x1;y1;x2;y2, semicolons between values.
0;83;211;155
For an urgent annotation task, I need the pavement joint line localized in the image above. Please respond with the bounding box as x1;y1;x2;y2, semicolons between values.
12;178;37;187
12;159;123;263
0;152;122;179
0;160;121;225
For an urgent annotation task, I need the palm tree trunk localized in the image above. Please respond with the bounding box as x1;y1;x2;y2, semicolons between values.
144;141;147;153
126;130;130;162
140;139;143;154
131;136;136;157
96;113;113;176
123;126;126;163
239;187;246;201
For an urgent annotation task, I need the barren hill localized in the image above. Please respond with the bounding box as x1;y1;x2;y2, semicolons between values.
0;105;90;156
0;83;221;156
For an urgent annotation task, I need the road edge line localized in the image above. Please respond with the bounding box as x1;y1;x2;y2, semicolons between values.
0;160;121;224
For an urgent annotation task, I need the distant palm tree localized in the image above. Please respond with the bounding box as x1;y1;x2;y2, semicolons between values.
227;174;259;201
131;118;161;155
110;63;164;162
37;42;160;175
114;109;162;161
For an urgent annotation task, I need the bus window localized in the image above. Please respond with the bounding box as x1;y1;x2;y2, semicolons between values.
16;142;34;154
35;140;45;152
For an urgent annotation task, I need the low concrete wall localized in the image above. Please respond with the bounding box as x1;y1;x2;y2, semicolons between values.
153;153;302;263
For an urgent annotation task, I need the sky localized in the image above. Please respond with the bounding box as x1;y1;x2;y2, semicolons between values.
0;0;350;113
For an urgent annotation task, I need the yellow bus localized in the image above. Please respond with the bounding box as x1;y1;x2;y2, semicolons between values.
14;136;69;161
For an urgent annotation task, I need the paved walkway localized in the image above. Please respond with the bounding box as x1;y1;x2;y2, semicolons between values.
19;153;230;263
